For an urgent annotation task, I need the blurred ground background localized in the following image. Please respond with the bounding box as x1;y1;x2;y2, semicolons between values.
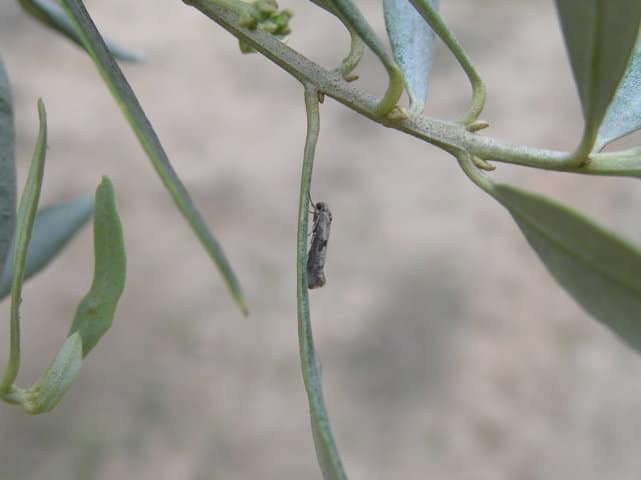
2;1;641;479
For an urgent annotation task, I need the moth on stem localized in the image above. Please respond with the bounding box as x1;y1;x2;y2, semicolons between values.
295;83;348;479
307;201;332;289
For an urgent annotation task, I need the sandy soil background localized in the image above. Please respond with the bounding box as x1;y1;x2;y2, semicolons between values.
2;1;641;479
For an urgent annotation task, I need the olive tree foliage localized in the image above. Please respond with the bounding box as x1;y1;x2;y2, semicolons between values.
3;0;641;478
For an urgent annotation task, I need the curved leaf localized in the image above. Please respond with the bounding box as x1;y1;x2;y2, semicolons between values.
0;100;48;394
21;331;83;414
0;59;16;280
68;176;125;357
18;0;142;62
495;183;641;354
2;176;124;412
555;0;641;138
596;40;641;150
0;194;94;299
58;0;247;314
384;0;437;115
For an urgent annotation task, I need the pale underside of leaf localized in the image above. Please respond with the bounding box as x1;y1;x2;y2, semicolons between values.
596;40;641;150
555;0;641;138
22;332;83;414
384;0;437;114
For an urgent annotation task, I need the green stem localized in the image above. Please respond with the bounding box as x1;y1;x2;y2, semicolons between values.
455;149;495;195
564;123;597;168
309;0;365;80
201;0;253;16
340;26;365;79
296;84;347;480
409;0;485;125
183;0;641;178
327;0;404;116
0;100;47;395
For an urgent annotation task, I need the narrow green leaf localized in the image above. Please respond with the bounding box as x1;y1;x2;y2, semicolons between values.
21;331;83;414
0;59;16;281
384;0;437;115
68;177;125;357
555;0;641;138
58;0;248;315
0;195;94;300
18;0;142;62
0;100;48;394
495;183;641;354
596;40;641;150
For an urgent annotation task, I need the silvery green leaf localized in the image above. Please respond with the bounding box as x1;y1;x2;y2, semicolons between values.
555;0;641;138
0;194;94;299
495;184;641;354
0;59;16;280
384;0;437;114
59;0;248;314
596;40;641;150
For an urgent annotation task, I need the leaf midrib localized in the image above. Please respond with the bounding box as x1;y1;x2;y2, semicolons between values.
509;206;641;301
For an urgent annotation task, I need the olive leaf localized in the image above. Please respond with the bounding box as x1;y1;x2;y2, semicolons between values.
0;99;48;395
1;176;126;413
58;0;248;314
495;183;641;353
555;0;641;142
68;177;126;357
384;0;437;115
0;59;16;283
596;40;641;150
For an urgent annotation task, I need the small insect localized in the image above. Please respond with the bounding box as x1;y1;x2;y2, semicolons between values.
307;201;332;289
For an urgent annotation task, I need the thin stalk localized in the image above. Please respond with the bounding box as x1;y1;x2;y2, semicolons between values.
296;84;347;480
455;149;495;195
309;0;365;80
0;100;47;395
409;0;485;125
340;28;365;79
326;0;405;116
